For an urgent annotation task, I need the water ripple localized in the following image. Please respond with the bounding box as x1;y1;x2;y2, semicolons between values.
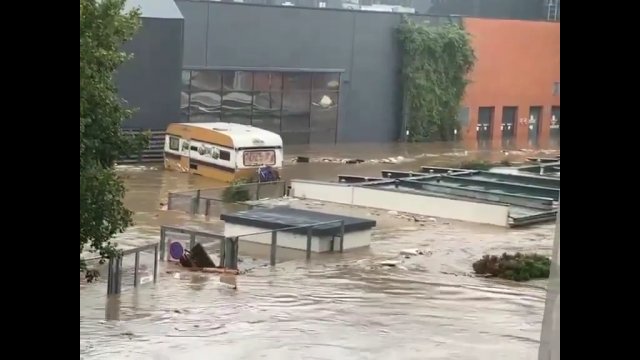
82;147;558;360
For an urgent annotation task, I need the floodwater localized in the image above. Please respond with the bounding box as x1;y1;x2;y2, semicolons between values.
80;141;559;360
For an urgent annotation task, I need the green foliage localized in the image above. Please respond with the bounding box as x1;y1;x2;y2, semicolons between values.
222;179;252;203
80;0;147;270
473;252;551;282
397;17;476;142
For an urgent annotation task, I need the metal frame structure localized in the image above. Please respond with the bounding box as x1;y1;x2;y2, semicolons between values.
160;219;346;269
167;181;288;216
107;243;160;296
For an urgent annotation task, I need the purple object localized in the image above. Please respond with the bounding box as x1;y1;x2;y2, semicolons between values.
169;241;184;259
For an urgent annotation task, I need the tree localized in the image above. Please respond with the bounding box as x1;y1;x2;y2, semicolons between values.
80;0;148;270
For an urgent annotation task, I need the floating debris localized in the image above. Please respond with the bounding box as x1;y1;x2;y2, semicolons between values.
379;260;402;267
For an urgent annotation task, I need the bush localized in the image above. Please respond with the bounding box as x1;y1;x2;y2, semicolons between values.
472;252;551;282
222;179;251;203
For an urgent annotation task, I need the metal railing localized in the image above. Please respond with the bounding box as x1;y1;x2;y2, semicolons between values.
159;225;225;261
160;219;345;269
107;243;159;295
233;220;346;266
104;218;345;295
167;181;288;216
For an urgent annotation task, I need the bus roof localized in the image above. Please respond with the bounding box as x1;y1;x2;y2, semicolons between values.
167;122;283;149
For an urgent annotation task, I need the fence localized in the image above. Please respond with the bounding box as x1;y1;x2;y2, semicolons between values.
233;220;346;266
160;219;345;269
106;243;159;295
159;225;234;266
167;181;288;217
103;219;346;295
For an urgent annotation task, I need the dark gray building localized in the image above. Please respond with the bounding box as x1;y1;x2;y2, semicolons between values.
117;0;556;146
118;0;184;130
217;0;557;21
121;0;455;144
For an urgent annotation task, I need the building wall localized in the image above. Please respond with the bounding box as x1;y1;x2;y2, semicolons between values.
117;17;184;130
175;1;452;143
428;0;548;20
462;17;560;147
222;0;554;22
116;2;559;148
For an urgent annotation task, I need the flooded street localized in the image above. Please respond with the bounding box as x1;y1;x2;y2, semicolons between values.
80;142;558;360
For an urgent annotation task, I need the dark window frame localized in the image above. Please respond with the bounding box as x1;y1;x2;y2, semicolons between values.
168;136;180;151
219;150;231;161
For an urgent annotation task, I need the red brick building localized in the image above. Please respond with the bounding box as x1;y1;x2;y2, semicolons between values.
462;18;560;148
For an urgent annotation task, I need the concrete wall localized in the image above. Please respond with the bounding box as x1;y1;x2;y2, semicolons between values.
117;16;184;130
175;1;452;142
462;18;560;147
290;180;511;226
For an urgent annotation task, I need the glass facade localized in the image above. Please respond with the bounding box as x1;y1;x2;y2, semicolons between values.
181;69;341;145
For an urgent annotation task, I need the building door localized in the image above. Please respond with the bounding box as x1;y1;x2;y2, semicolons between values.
477;107;494;148
501;106;517;148
528;106;543;146
550;106;560;147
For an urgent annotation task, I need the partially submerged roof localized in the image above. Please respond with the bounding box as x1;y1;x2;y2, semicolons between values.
337;164;560;227
125;0;183;20
171;122;283;149
221;207;376;236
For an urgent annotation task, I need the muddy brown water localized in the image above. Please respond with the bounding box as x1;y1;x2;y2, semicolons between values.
80;142;559;360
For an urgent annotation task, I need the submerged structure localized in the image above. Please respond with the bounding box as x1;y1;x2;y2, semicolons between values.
291;163;559;227
163;122;284;183
221;207;376;252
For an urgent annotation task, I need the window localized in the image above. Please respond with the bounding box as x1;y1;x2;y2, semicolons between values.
553;82;560;96
189;70;222;122
243;150;276;166
169;136;180;151
222;71;253;92
181;69;342;145
180;71;191;122
220;150;231;161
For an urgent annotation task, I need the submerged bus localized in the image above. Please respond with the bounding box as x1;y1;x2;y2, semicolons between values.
164;122;283;183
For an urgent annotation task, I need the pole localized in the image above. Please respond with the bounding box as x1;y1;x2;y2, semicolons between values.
189;233;196;250
306;227;312;260
159;227;166;261
133;252;140;287
270;231;278;266
339;220;345;253
153;244;159;284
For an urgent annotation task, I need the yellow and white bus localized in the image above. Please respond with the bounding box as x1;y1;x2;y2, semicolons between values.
164;122;283;182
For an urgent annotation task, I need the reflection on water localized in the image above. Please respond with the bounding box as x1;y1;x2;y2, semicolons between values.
81;142;558;360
